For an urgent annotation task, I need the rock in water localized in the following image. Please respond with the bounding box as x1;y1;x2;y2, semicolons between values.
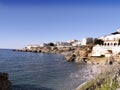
0;73;11;90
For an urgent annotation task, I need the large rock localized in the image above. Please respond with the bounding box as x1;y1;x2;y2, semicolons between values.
65;46;92;62
65;52;76;62
0;73;11;90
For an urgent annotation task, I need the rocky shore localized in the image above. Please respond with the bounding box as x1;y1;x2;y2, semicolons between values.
14;43;94;63
14;43;120;90
15;43;112;64
0;73;11;90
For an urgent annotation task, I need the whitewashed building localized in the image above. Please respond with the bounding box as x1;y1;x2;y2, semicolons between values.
81;37;93;45
72;41;81;46
25;43;47;50
67;39;78;43
92;29;120;57
25;45;40;50
39;43;47;47
56;42;71;47
67;39;82;46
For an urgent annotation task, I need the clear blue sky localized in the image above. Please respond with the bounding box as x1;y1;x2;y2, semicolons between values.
1;0;120;49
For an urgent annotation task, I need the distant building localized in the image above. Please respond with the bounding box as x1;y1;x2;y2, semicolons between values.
25;45;40;50
56;42;71;47
81;37;93;45
67;39;82;46
67;39;78;43
39;43;47;47
25;43;47;50
72;41;81;46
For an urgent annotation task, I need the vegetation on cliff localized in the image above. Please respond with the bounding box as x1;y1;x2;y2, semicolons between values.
77;75;119;90
77;64;120;90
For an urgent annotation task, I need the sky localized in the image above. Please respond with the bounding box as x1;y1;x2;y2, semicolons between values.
1;0;120;49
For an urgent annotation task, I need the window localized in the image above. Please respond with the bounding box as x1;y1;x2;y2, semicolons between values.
114;43;117;46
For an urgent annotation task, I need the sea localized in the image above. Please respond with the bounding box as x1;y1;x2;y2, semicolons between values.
0;49;91;90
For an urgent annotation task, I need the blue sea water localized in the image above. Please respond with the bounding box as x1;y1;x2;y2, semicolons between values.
0;49;90;90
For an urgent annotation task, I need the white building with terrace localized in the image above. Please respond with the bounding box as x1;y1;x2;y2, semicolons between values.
92;29;120;57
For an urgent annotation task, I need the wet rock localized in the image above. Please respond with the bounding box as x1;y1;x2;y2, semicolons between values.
0;73;11;90
81;58;89;63
105;59;114;65
65;53;76;62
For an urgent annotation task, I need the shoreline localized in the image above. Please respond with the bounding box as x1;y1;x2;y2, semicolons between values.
13;44;93;63
76;63;120;90
13;47;120;90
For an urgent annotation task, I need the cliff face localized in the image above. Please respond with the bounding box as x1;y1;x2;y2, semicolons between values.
0;73;11;90
65;44;94;62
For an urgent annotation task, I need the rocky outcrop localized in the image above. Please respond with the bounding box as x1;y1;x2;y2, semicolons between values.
0;73;11;90
65;53;76;62
14;43;94;63
65;44;94;63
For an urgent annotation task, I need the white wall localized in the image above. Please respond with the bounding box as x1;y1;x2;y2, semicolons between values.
92;45;120;56
81;38;93;45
